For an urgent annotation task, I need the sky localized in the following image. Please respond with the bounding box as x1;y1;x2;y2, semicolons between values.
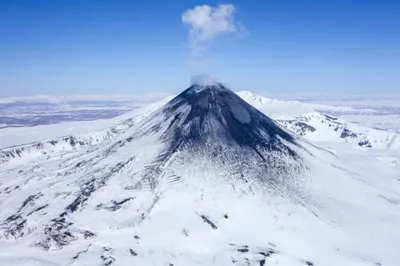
0;0;399;97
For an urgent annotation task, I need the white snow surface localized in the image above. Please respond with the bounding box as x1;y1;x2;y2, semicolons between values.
0;89;399;266
237;91;400;151
0;96;174;150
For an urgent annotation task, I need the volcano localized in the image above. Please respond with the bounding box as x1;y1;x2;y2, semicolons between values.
0;84;398;266
129;83;305;191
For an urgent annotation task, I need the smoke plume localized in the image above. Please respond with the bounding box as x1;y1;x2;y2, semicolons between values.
182;4;240;76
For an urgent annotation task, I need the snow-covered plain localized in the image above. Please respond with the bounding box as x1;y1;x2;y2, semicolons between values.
0;86;399;266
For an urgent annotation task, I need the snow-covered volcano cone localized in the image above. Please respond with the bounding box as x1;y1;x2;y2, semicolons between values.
164;82;299;153
131;82;306;192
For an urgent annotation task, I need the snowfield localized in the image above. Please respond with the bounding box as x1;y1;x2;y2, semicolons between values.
0;85;399;266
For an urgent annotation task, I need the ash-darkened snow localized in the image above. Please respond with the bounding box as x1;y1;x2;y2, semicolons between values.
164;83;298;153
130;83;305;191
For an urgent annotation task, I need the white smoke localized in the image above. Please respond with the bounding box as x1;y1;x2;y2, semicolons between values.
181;4;237;48
181;4;242;84
190;74;219;86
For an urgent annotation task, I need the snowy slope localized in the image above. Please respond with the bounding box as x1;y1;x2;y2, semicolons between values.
236;91;378;118
0;96;174;166
0;85;399;266
238;91;400;151
0;96;173;150
279;112;400;150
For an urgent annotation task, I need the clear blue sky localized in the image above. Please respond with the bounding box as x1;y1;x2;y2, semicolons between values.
0;0;399;97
